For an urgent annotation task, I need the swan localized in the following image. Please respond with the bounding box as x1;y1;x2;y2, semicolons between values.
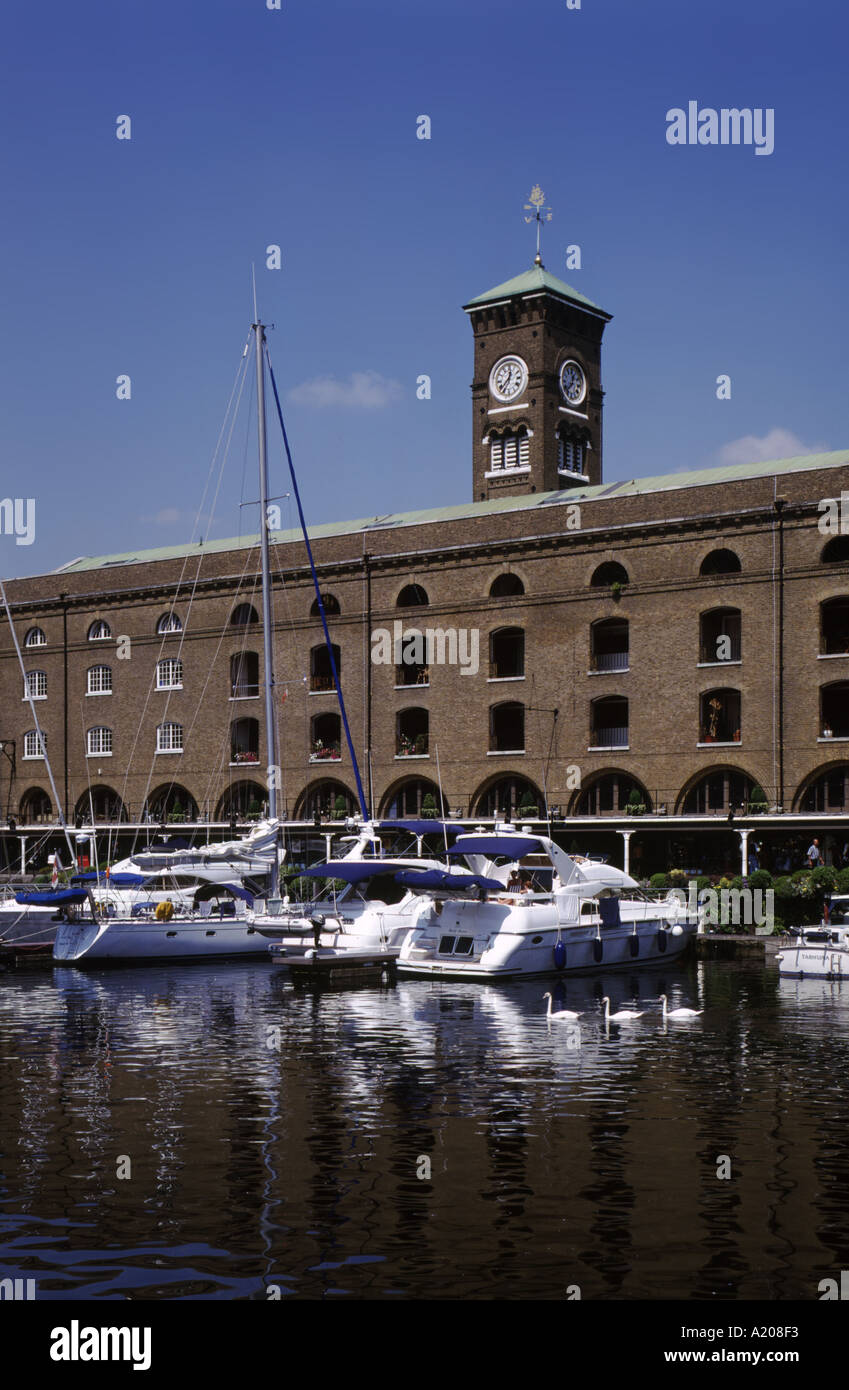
543;992;581;1020
601;996;644;1023
659;994;702;1020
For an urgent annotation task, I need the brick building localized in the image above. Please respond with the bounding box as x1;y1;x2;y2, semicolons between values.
3;260;849;874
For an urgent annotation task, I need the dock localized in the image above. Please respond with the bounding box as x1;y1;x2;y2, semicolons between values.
273;948;397;987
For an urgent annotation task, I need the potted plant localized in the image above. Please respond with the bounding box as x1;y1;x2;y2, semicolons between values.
421;792;437;819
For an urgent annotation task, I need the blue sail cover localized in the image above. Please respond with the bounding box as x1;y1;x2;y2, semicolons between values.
299;862;400;884
218;883;254;905
71;872;148;887
379;820;466;837
15;888;89;907
394;869;504;894
447;836;543;859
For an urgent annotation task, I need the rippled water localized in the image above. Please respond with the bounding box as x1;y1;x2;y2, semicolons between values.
1;957;848;1300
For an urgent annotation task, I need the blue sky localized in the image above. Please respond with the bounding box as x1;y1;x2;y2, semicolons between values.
1;0;847;578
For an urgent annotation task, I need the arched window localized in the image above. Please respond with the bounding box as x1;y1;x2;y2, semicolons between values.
490;702;525;753
310;593;340;616
19;788;52;823
822;537;849;564
23;671;47;700
215;782;268;822
144;785;199;823
87;726;113;756
699;688;741;744
230;717;259;764
310;644;340;692
24;627;46;648
295;780;357;821
821;597;849;655
590;619;629;673
490;427;530;472
557;428;588;475
156;658;183;690
820;682;849;739
472;775;543;819
700;608;741;664
311;711;342;761
489;628;525;680
699;549;741;576
680;768;758;815
576;772;652;817
590;561;629;588
156;722;184;753
396;707;429;757
86;665;113;695
74;786;128;823
230;603;259;627
397;584;429;608
23;730;46;759
380;777;447;820
230;652;259;698
590;696;629;748
489;573;524;598
156;612;182;634
88;619;111;641
797;764;849;812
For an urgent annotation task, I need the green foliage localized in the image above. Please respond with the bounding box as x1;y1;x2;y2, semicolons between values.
748;869;773;889
836;867;849;894
649;872;670;892
811;864;838;892
668;869;688;888
421;793;437;819
695;875;712;893
748;785;768;813
333;794;347;818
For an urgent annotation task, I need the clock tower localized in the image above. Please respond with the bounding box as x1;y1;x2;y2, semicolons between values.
463;261;612;502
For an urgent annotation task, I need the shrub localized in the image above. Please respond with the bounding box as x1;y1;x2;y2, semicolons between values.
835;867;849;894
748;869;773;889
811;864;838;892
333;794;348;818
421;793;437;819
668;869;688;888
649;872;670;892
695;875;712;893
748;785;768;813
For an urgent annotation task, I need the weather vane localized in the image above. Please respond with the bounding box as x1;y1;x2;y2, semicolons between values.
524;185;553;266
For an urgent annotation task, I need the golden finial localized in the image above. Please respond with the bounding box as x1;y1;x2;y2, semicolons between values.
523;186;553;265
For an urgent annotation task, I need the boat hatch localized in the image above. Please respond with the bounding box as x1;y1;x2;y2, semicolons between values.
438;935;476;956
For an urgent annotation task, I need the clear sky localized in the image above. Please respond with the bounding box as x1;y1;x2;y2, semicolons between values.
1;0;847;578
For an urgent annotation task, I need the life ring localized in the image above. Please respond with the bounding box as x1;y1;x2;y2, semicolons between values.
155;900;174;922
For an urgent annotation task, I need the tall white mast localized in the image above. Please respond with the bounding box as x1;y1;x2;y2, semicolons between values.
253;321;278;821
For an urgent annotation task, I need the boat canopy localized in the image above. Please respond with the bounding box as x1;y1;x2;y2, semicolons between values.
448;835;543;859
379;820;466;837
15;888;89;907
299;862;401;884
71;871;148;887
394;868;504;894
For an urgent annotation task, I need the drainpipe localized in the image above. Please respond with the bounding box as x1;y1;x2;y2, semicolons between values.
364;549;374;818
61;594;69;820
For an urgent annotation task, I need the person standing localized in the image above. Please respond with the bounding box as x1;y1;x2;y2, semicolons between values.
807;838;821;868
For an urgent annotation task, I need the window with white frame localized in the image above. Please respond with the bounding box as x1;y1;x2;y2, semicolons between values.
157;722;184;753
25;627;46;647
24;671;47;700
87;665;113;695
87;726;113;756
156;658;183;690
490;428;530;471
88;619;111;641
23;730;47;759
156;612;182;634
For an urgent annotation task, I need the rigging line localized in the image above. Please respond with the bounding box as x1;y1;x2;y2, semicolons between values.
264;343;369;821
1;579;76;867
190;336;253;545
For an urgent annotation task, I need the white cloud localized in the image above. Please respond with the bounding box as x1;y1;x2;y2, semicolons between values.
287;371;404;410
718;427;830;468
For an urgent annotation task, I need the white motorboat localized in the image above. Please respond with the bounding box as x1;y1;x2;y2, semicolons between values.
775;900;849;979
396;825;698;980
254;819;477;960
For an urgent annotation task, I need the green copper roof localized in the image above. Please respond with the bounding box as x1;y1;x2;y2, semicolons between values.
464;264;610;317
51;450;849;575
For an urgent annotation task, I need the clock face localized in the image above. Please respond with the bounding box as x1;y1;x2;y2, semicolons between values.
490;355;528;403
559;360;587;406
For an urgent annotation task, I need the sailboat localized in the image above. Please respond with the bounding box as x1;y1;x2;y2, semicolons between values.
50;319;302;964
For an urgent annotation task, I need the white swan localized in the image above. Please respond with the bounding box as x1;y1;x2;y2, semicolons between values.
543;992;581;1020
601;996;644;1023
660;994;702;1020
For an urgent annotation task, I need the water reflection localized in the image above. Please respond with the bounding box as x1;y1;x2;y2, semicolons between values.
0;961;848;1298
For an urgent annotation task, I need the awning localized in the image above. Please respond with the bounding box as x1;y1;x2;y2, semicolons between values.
448;836;543;859
394;869;504;894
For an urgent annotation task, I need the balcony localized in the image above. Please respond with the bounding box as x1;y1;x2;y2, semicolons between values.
589;651;629;674
395;665;429;688
589;726;629;749
309;674;337;693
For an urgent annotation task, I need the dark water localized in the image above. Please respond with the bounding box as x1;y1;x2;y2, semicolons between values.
1;957;849;1301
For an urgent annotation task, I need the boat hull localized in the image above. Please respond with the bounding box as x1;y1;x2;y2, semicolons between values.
52;915;270;965
777;945;849;979
398;914;696;981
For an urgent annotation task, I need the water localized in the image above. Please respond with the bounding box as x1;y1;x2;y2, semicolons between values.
1;958;849;1301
